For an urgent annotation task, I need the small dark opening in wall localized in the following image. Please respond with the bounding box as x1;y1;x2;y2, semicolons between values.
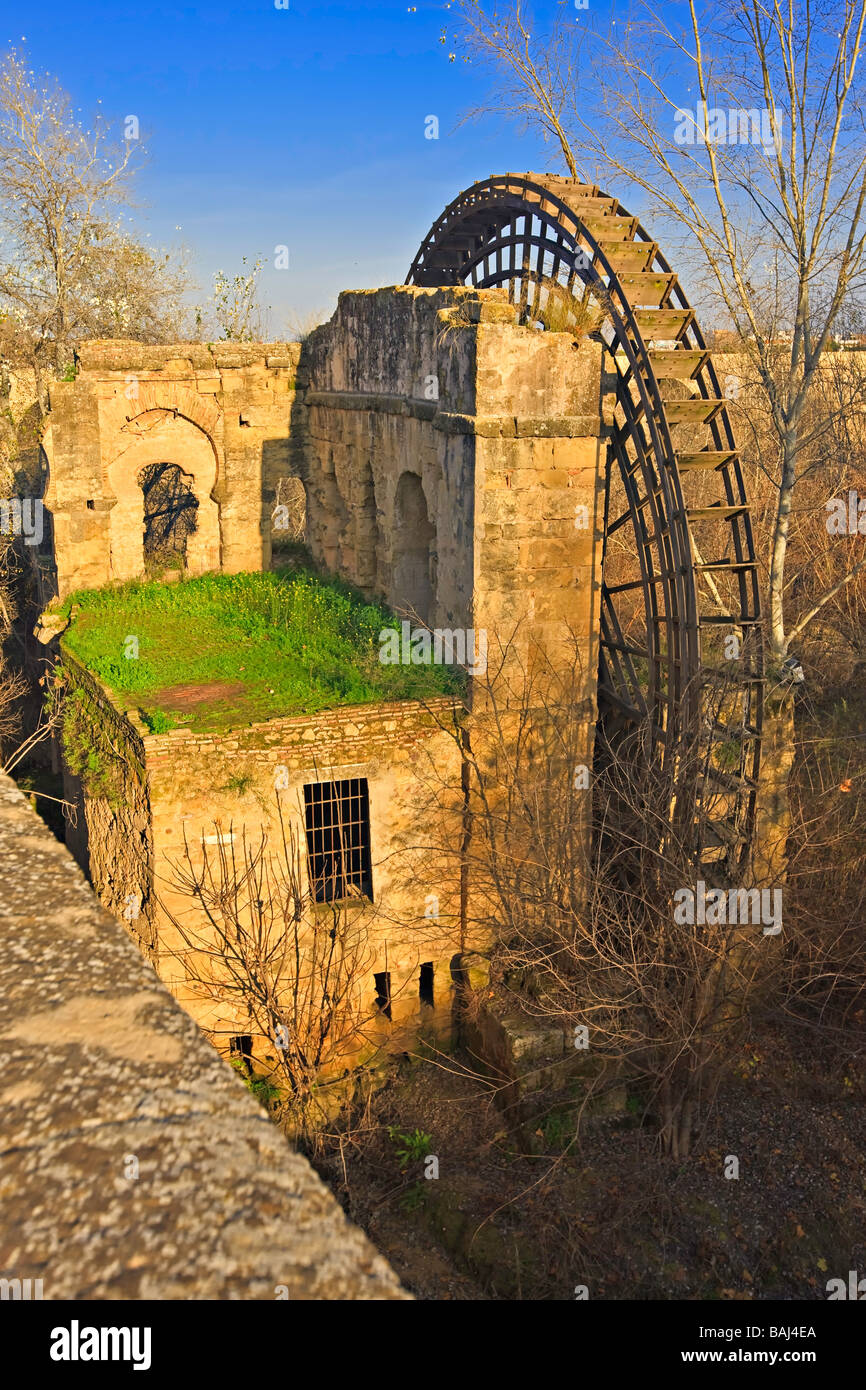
374;971;392;1021
419;962;434;1008
86;499;95;510
229;1034;253;1074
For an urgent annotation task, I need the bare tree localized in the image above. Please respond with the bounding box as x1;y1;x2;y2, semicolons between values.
0;48;190;370
286;306;330;343
160;796;384;1142
0;390;38;760
438;638;777;1160
712;339;866;681
0;48;193;776
272;475;307;547
138;462;199;572
782;717;866;1026
451;0;866;670
70;227;191;344
0;662;27;756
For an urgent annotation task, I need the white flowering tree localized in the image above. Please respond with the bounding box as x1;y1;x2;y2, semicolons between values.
197;255;270;341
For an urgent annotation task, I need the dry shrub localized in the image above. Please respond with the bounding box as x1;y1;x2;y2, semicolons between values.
450;639;775;1160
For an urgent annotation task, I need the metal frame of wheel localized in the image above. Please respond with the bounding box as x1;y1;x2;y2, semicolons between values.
407;173;763;874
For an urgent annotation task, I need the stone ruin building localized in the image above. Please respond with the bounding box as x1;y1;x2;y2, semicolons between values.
30;173;768;1094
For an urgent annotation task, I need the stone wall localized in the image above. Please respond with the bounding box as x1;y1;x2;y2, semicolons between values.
60;652;155;960
0;770;407;1299
42;287;608;1096
299;286;607;699
291;285;607;919
59;649;469;1071
42;340;301;597
40;291;607;725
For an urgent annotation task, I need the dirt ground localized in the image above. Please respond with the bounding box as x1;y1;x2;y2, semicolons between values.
313;1020;866;1300
151;681;247;713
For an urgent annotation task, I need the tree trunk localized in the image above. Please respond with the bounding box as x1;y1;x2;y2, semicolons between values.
768;424;799;667
751;688;796;886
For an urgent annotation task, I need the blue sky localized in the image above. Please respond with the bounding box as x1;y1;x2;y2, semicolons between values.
7;1;560;330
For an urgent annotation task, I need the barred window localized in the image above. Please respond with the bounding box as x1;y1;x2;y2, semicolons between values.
303;777;373;903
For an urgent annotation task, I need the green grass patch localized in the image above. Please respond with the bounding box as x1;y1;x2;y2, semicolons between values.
57;564;465;734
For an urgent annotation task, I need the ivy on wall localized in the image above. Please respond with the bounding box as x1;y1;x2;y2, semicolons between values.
61;684;144;809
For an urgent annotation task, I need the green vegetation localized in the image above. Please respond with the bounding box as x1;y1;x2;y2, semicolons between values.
388;1126;432;1166
540;1108;574;1152
221;772;254;797
62;686;143;807
714;738;742;772
139;709;173;734
230;1059;281;1108
57;561;465;734
399;1181;428;1214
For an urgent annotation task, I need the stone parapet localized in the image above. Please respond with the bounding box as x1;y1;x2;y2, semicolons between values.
0;771;407;1300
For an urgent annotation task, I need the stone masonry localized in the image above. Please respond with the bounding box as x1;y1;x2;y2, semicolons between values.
42;339;300;597
41;283;609;1089
0;771;407;1299
42;286;608;701
60;648;468;1071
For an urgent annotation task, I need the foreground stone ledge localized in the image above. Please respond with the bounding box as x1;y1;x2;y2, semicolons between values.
0;773;408;1300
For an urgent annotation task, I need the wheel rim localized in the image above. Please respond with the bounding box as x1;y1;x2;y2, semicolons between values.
407;173;763;873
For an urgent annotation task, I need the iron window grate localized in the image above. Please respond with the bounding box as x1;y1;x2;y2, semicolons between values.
303;777;373;903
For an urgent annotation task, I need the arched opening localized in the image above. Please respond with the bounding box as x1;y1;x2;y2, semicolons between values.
107;411;220;583
138;463;199;575
272;475;307;554
392;471;435;625
354;462;380;595
314;462;351;575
